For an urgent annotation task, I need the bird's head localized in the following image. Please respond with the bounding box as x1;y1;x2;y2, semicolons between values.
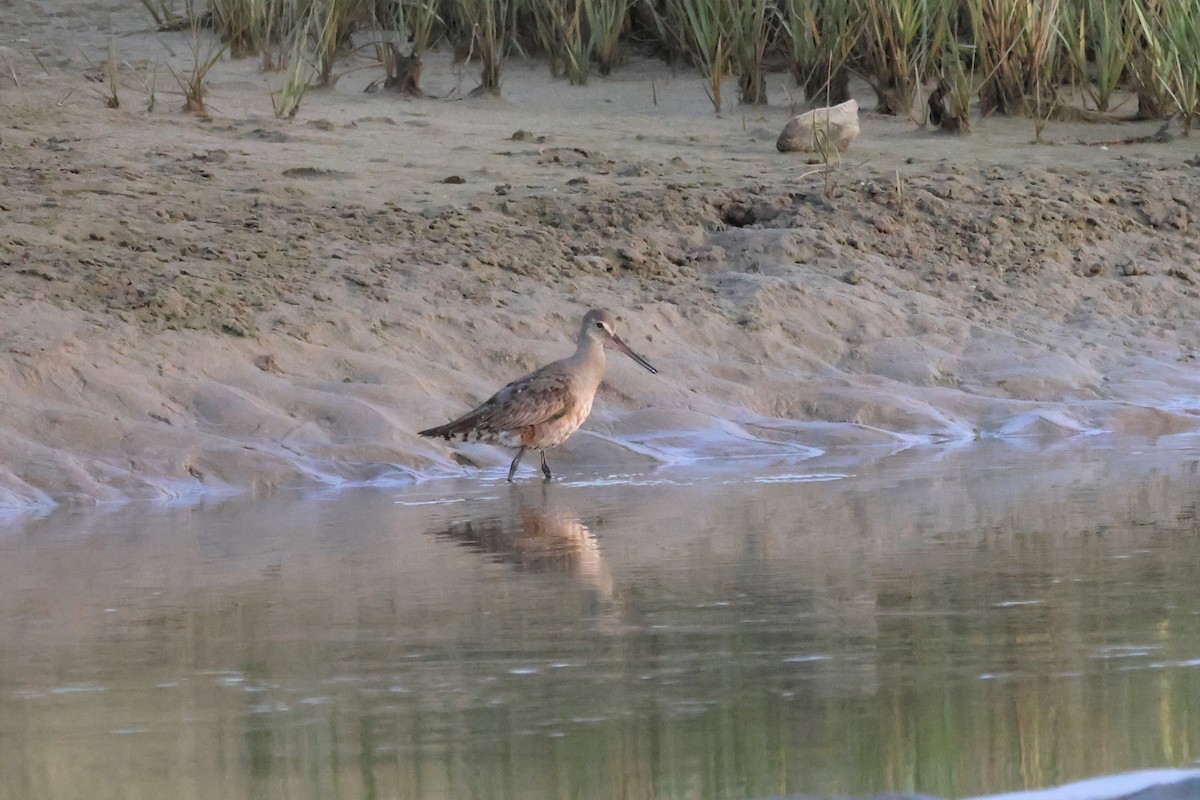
580;309;657;374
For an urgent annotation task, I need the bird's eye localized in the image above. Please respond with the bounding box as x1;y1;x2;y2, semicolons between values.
595;322;605;329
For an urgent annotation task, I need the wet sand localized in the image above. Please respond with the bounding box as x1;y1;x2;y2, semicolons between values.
2;0;1200;507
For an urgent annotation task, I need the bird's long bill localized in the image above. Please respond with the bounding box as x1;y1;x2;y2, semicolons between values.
609;334;658;374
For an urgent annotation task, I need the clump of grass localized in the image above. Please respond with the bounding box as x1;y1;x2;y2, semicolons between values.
531;0;591;84
966;0;1063;122
311;0;370;86
585;0;628;75
202;0;364;81
139;0;173;28
82;36;167;112
815;122;844;199
122;0;1200;132
409;0;441;55
1125;1;1172;120
1161;0;1200;132
208;0;261;57
140;62;162;111
1027;0;1064;140
448;0;513;94
856;0;928;116
256;0;297;71
728;0;775;105
1130;0;1200;132
366;40;422;94
968;0;1030;115
366;0;438;95
659;0;733;113
169;22;227;113
192;0;299;69
1057;0;1132;113
270;11;314;116
929;33;973;132
782;0;857;106
139;0;195;31
92;38;124;109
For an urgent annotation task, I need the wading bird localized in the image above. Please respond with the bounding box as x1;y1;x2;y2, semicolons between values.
419;309;658;482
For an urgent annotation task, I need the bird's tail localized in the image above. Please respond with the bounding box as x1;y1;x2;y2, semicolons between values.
418;414;482;441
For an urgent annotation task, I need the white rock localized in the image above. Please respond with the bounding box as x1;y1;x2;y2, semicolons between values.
776;99;860;154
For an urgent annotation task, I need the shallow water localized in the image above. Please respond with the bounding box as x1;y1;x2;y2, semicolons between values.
2;437;1200;800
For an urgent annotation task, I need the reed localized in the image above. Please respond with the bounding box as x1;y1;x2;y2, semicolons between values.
1124;1;1170;120
138;0;192;31
310;0;370;86
130;0;1200;129
1091;2;1133;114
141;61;162;111
208;0;265;57
1029;0;1062;138
169;22;227;114
967;0;1028;115
929;30;973;132
584;0;627;75
79;37;166;111
270;11;315;115
256;0;295;70
391;0;440;56
1057;0;1131;113
856;0;927;116
1161;0;1200;132
204;0;311;71
659;0;733;112
728;0;774;105
531;0;591;84
372;0;438;93
1131;0;1200;131
966;0;1063;120
781;0;857;106
93;38;123;109
446;0;512;93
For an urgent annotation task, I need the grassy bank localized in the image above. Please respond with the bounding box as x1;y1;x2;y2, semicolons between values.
142;0;1200;127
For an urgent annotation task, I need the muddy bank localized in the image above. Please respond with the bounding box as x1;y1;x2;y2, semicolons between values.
1;1;1199;507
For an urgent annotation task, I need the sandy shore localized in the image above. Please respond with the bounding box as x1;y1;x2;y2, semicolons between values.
1;0;1199;508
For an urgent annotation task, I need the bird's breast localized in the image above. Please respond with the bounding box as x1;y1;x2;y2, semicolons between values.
524;394;594;450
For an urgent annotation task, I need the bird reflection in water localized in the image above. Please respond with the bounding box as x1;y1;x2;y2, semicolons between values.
430;482;617;614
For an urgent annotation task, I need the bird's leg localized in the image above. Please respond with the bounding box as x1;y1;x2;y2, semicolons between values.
507;446;527;483
540;451;552;481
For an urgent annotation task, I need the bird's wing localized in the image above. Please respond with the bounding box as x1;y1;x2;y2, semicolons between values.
473;368;575;432
419;364;574;439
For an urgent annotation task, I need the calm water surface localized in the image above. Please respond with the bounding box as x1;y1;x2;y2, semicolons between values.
2;438;1199;800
